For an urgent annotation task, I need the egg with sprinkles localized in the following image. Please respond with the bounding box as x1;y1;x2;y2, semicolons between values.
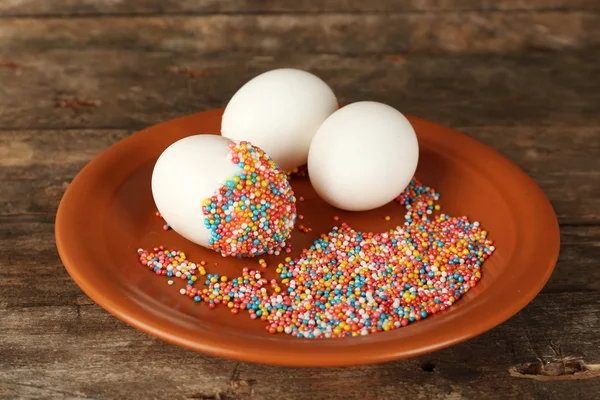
151;135;297;257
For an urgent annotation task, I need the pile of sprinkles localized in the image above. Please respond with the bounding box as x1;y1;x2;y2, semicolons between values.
201;141;296;257
139;178;495;338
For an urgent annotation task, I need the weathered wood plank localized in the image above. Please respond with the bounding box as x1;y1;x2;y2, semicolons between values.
0;221;598;311
1;292;599;399
2;122;600;223
1;0;598;17
0;12;598;55
462;126;600;226
0;51;598;132
548;226;600;292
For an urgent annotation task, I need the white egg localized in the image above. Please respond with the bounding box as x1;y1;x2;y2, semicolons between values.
307;101;419;211
152;135;296;257
221;68;338;171
152;135;238;247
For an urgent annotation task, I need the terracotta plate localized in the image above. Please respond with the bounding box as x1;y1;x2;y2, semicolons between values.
56;109;560;367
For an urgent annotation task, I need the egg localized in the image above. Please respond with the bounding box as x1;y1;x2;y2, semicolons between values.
152;134;296;257
221;68;338;171
307;101;419;211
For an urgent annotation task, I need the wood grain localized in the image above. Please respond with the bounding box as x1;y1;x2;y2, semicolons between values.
1;4;599;397
0;51;598;131
2;122;600;223
1;0;599;16
2;292;600;399
0;12;598;55
1;221;598;313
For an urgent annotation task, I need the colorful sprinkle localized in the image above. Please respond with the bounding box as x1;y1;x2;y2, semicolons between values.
156;211;172;231
297;224;312;233
285;166;308;179
201;141;296;257
139;178;495;339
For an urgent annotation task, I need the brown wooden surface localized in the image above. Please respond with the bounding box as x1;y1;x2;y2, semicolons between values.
1;2;600;399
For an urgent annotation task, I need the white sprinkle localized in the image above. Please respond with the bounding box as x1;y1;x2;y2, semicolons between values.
168;280;174;285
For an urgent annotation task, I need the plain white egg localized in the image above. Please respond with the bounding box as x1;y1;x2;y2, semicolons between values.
307;101;419;211
152;135;239;247
221;68;338;171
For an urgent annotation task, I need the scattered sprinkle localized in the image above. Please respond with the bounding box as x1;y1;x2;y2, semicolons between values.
139;179;494;339
156;211;172;231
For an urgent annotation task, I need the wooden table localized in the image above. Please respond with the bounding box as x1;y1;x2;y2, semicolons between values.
1;2;600;399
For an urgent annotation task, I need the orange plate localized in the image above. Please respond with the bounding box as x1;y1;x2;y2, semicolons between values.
56;109;560;367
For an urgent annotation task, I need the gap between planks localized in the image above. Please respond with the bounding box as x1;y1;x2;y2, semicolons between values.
0;8;599;20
